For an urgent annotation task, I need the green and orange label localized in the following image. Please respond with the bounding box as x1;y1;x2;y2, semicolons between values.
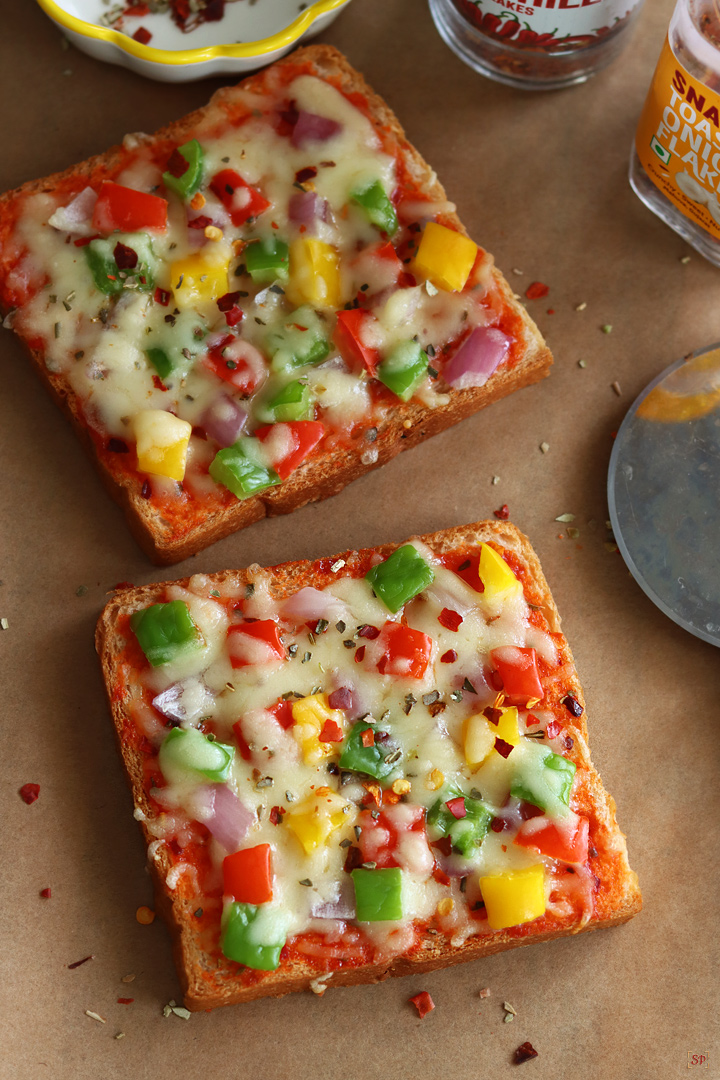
635;37;720;242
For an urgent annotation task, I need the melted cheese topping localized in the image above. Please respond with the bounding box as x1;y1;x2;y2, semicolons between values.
126;543;593;974
6;71;505;519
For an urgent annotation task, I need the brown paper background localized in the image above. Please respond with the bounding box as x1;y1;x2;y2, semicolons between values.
1;2;719;1076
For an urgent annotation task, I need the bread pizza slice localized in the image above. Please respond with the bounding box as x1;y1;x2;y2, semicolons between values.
96;521;641;1010
0;46;550;563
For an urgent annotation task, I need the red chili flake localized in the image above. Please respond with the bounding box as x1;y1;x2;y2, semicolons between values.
545;718;561;739
432;865;451;886
192;425;207;441
409;991;435;1019
357;624;380;639
117;997;134;1005
518;800;544;820
432;836;453;857
440;649;457;664
188;214;213;230
354;645;366;663
224;306;243;328
154;287;171;306
295;166;318;185
108;437;129;453
113;242;138;270
562;694;584;717
217;292;241;311
446;796;466;819
563;735;575;750
494;738;514;759
271;221;279;230
526;713;540;727
494;504;510;520
547;308;555;315
132;26;152;44
67;955;94;970
152;374;167;391
525;281;549;300
483;706;502;726
319;719;343;743
343;845;363;873
327;687;352;710
141;480;151;499
513;1042;539;1064
438;608;463;632
361;728;375;748
491;816;510;833
269;806;285;825
19;784;40;804
40;887;52;899
166;147;190;178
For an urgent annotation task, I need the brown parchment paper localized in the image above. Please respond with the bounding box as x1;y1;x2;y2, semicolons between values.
1;2;719;1077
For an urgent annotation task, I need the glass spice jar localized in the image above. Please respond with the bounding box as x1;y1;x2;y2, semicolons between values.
428;0;645;90
630;0;720;265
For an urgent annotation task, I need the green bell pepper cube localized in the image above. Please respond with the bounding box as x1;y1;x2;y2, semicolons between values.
510;751;576;814
352;868;403;922
85;235;156;296
427;787;492;858
351;180;399;237
146;347;173;381
162;139;204;200
129;600;199;667
209;439;281;500
159;726;234;784
264;379;313;422
339;721;399;781
376;340;428;402
245;237;290;285
221;902;285;970
267;307;330;372
365;544;434;613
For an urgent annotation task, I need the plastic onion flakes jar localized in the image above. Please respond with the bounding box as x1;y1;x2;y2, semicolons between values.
630;0;720;265
429;0;645;90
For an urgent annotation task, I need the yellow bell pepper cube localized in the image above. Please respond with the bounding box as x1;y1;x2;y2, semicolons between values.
479;864;546;930
413;221;478;292
478;543;522;603
287;238;343;309
133;409;192;481
464;713;495;770
284;788;353;854
169;251;229;311
494;706;520;749
291;694;344;766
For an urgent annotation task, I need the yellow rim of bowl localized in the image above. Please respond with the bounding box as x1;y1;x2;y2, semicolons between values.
35;0;348;66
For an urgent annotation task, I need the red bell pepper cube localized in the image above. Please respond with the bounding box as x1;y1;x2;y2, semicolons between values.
376;623;433;680
255;421;324;480
232;720;253;762
203;334;263;396
92;180;168;233
490;646;543;705
445;796;467;819
332;309;381;376
514;815;589;864
268;698;294;730
438;607;463;632
223;844;273;904
209;169;270;227
227;620;285;668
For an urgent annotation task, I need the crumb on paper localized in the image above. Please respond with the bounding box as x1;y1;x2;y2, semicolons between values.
85;1010;106;1024
310;972;333;996
575;301;587;311
680;255;691;263
555;513;575;523
76;585;88;597
611;380;622;396
121;974;136;983
504;1001;517;1015
601;324;612;334
512;268;524;276
114;1032;126;1040
578;358;587;368
567;526;580;539
136;906;155;925
539;442;549;453
479;987;491;998
491;475;500;485
0;618;9;630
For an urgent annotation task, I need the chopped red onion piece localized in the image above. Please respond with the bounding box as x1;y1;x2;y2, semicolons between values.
288;190;329;227
311;879;356;920
200;395;248;447
282;587;348;622
443;327;511;389
192;784;254;852
327;686;353;711
291;110;342;148
48;187;98;235
152;677;215;724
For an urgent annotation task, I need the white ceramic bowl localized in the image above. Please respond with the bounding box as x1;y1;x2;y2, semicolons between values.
35;0;353;82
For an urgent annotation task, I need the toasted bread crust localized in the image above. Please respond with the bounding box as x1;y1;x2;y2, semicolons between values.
0;46;551;564
96;520;641;1010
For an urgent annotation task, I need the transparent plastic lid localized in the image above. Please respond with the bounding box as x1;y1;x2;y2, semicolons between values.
608;343;720;647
